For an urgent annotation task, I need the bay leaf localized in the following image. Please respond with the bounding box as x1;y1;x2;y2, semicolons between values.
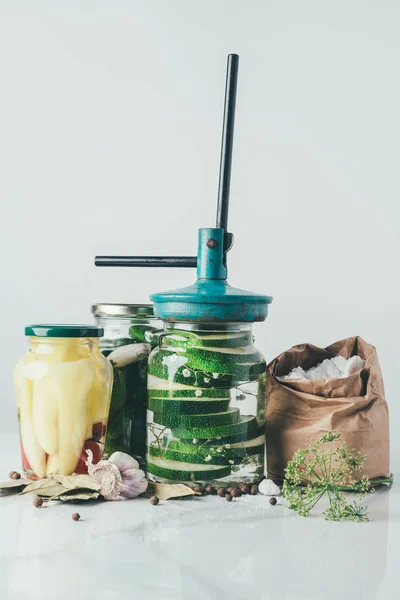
20;475;102;498
0;479;32;495
143;482;195;500
55;490;101;502
53;474;101;492
19;477;60;495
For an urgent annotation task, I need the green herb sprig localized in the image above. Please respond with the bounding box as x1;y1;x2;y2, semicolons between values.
283;432;373;522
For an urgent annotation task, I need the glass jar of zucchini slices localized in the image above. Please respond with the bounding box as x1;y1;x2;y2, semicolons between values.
146;323;266;485
14;325;113;479
92;304;161;464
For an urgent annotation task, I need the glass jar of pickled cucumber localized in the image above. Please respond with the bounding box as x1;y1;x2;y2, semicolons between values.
14;325;113;479
92;304;162;464
146;323;266;485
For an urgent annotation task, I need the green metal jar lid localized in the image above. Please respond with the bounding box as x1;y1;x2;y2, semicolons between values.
91;304;155;318
25;325;104;338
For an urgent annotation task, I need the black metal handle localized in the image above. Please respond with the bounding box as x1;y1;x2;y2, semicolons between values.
95;54;239;271
95;256;197;268
217;53;239;257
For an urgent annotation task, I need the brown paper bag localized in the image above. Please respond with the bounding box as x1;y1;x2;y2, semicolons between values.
265;336;390;481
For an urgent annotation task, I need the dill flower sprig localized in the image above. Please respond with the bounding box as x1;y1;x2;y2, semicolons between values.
283;431;374;522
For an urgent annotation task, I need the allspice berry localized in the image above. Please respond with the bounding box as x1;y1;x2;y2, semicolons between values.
9;471;21;480
250;484;258;495
241;484;251;495
230;488;242;498
205;485;216;495
32;496;43;508
150;496;159;506
72;513;81;521
217;487;227;497
269;497;277;506
225;494;233;502
194;486;205;495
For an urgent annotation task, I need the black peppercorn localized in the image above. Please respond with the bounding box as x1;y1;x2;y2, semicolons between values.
230;488;242;498
150;496;159;505
241;484;251;495
269;497;277;506
9;471;21;480
217;487;227;497
205;485;216;495
194;486;205;495
250;484;258;495
225;494;233;502
32;496;43;508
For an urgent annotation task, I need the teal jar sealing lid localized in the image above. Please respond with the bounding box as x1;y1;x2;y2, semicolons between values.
25;324;104;338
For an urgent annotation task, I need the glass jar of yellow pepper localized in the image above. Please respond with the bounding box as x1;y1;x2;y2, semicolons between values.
14;325;113;479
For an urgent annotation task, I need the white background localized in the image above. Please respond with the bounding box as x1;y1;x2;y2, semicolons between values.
1;1;399;469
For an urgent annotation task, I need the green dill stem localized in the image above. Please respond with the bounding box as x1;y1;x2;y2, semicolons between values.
321;451;329;478
329;440;333;480
304;488;326;511
310;469;322;481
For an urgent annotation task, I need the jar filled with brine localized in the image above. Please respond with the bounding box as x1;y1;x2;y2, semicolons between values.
146;323;266;485
14;325;113;479
92;304;161;465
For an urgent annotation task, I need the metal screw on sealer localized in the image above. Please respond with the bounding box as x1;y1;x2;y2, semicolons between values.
95;54;273;486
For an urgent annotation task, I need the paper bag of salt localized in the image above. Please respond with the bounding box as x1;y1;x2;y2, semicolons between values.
265;336;390;482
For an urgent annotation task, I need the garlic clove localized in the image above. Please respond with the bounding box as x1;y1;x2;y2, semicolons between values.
120;469;148;499
86;450;123;500
108;451;140;473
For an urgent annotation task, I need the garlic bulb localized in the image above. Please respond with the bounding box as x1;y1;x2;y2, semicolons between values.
109;451;148;499
86;450;148;500
258;479;281;497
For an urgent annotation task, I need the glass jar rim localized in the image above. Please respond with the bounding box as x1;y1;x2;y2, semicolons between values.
25;325;103;338
91;304;155;318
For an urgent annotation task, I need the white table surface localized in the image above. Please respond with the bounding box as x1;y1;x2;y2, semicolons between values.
0;433;398;600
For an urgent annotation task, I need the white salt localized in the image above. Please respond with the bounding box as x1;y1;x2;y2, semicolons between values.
280;355;365;381
258;479;281;496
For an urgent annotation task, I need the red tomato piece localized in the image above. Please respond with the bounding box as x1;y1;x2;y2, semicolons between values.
92;422;106;439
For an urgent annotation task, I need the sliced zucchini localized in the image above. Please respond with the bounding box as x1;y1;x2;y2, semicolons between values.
148;385;231;399
146;456;231;481
166;433;265;458
194;424;266;446
172;415;258;441
148;356;239;388
129;324;161;348
148;445;238;465
148;396;230;415
153;407;240;429
161;330;253;349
